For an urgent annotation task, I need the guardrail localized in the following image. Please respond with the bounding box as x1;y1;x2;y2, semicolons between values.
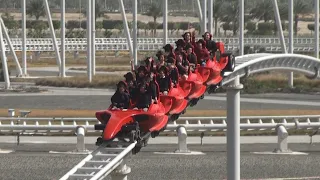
1;115;320;153
2;37;319;52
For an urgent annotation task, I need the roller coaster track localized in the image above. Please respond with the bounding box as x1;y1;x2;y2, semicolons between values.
60;142;137;180
59;53;320;180
2;37;319;52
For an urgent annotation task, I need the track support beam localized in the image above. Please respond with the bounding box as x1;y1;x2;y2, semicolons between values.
274;125;291;153
175;126;190;153
110;160;131;180
76;126;87;152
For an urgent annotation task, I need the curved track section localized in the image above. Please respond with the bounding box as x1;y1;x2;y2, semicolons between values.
222;53;320;86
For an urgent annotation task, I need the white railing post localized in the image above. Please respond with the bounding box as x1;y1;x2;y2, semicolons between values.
274;125;290;153
175;126;190;153
76;126;86;152
110;160;131;180
8;109;15;117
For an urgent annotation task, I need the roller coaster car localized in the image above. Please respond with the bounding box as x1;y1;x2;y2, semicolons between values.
196;42;236;86
94;102;168;154
159;85;189;121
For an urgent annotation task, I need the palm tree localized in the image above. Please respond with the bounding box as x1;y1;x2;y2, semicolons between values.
82;1;106;21
144;3;162;37
212;0;224;36
26;0;45;20
220;0;239;36
249;0;274;22
280;0;310;36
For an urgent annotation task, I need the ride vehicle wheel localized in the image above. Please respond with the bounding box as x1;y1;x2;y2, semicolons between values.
132;144;142;154
151;131;160;138
189;98;199;107
96;137;103;146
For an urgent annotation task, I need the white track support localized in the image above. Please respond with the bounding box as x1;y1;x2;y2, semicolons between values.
133;0;138;66
274;125;290;153
315;0;319;59
208;0;213;35
0;23;10;89
175;126;189;153
21;0;27;76
76;126;86;152
87;0;92;82
60;0;66;77
59;142;137;180
110;160;131;180
202;0;207;34
271;0;287;54
196;0;203;33
163;0;168;46
226;75;243;180
0;18;22;77
44;0;62;74
288;0;293;87
119;0;133;59
92;0;96;75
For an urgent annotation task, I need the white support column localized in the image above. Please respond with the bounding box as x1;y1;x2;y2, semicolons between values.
0;18;23;77
110;160;131;180
163;0;168;46
315;0;319;59
196;0;203;33
288;0;293;88
21;0;27;76
239;0;244;56
271;0;287;54
274;125;290;153
208;0;213;35
119;0;133;58
60;0;66;77
44;0;62;74
76;126;86;152
87;0;92;82
175;126;190;153
133;0;138;66
226;76;243;180
202;0;207;34
91;0;96;75
0;23;10;89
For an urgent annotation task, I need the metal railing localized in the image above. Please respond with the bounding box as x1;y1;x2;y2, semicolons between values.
2;37;319;52
1;115;320;153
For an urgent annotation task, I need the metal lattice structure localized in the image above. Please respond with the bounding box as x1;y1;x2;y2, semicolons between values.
222;53;320;86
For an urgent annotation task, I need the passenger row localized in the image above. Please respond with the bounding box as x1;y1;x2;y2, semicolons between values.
110;31;218;111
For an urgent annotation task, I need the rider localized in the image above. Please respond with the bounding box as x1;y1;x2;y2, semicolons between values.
185;43;197;69
133;82;152;112
145;72;158;104
163;44;176;60
202;32;218;57
110;81;130;110
135;66;148;86
123;72;136;98
175;39;186;53
155;50;166;70
176;52;189;80
166;57;179;87
194;39;210;66
144;56;157;73
156;65;171;95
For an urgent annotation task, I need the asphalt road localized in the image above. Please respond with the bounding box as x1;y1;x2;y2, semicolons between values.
0;85;319;110
1;142;320;180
